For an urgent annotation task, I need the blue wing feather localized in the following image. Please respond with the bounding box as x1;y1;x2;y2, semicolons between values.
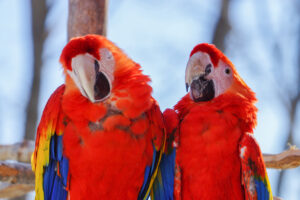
43;135;69;200
255;178;270;200
32;85;69;200
138;144;163;200
137;102;166;200
139;166;151;197
151;148;176;200
151;108;179;200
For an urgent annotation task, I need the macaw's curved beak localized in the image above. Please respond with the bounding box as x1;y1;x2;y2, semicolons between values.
69;54;112;103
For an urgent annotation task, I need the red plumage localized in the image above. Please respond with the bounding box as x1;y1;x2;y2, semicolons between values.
175;93;256;199
61;36;164;199
32;35;165;200
60;36;102;70
190;43;223;66
166;43;272;199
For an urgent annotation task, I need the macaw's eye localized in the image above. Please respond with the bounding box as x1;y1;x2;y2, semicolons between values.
205;64;212;75
225;68;230;75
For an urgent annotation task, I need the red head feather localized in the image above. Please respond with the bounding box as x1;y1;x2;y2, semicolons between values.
59;35;105;71
190;43;225;66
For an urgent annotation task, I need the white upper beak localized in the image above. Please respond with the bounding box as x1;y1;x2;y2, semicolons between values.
185;52;211;91
67;49;115;103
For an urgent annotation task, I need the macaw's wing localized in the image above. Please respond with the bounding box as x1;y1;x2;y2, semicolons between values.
151;108;179;200
137;100;166;200
239;133;273;200
31;85;69;200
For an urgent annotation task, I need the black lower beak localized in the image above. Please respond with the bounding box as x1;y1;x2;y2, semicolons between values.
94;72;111;101
190;76;215;102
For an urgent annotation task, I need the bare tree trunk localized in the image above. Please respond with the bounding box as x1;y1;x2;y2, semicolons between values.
68;0;108;40
212;0;231;52
15;0;48;199
24;0;48;141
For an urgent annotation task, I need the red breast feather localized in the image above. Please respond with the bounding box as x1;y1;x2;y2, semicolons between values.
175;93;257;200
60;35;160;199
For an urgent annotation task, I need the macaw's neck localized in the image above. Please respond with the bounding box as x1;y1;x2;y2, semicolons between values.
62;65;153;124
175;92;257;134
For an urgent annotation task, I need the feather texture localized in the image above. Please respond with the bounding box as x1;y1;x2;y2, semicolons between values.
240;133;273;200
153;43;273;200
31;85;68;200
151;109;179;200
170;42;272;199
32;35;165;200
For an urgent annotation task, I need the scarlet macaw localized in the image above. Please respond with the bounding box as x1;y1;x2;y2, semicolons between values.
152;43;273;200
31;35;165;200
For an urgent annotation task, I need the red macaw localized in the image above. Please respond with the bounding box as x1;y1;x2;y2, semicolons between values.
31;35;165;200
152;43;273;200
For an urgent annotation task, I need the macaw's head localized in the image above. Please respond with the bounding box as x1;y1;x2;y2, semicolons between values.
60;35;117;103
60;35;153;120
185;43;255;102
60;34;137;103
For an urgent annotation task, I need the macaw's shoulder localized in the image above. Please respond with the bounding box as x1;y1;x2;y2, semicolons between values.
240;133;265;176
32;84;66;168
37;85;66;134
239;133;273;200
32;84;69;200
163;108;179;136
162;108;179;154
150;109;178;200
145;99;165;151
137;99;166;200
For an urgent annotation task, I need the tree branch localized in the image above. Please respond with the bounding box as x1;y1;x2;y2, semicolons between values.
0;161;34;198
0;159;287;199
0;140;34;163
0;142;298;198
1;141;300;169
263;148;300;169
274;197;284;200
0;162;34;184
0;141;34;163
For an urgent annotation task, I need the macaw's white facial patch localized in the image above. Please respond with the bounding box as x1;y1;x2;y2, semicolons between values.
67;49;116;103
98;48;115;85
185;51;234;102
205;60;233;98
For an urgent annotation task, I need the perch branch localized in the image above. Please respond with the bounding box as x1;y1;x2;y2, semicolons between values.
274;197;283;200
0;140;34;163
263;148;300;169
1;141;300;169
0;161;34;198
0;142;298;198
